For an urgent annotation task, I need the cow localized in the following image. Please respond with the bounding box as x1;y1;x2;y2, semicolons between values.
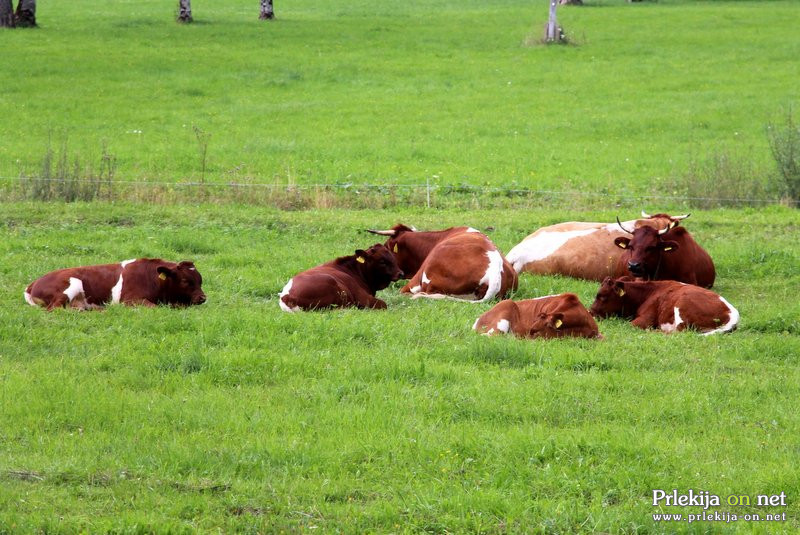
589;277;739;335
367;224;517;302
506;212;691;281
24;258;206;310
614;216;715;288
473;293;601;339
279;243;403;312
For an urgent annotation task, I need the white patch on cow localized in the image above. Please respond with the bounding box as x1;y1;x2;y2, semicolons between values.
496;319;510;333
63;277;85;303
660;306;684;333
421;271;431;284
411;292;476;301
278;279;300;312
486;328;495;335
111;259;137;304
23;290;37;307
477;249;504;302
409;285;422;294
702;296;740;336
472;318;481;330
506;228;598;272
466;227;480;233
530;293;560;300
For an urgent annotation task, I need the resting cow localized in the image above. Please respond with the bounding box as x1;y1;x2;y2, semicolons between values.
614;216;715;288
368;224;517;302
506;212;692;281
473;293;600;339
24;258;206;310
589;277;739;335
279;244;403;312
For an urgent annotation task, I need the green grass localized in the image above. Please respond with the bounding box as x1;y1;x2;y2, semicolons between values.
1;0;798;192
1;202;799;532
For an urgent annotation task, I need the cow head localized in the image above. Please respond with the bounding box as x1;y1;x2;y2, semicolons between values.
156;261;207;306
366;224;417;274
589;277;628;318
354;244;404;291
528;312;566;339
614;217;680;279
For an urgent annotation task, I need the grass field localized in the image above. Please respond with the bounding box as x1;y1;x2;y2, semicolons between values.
2;0;800;532
1;0;799;192
1;203;799;532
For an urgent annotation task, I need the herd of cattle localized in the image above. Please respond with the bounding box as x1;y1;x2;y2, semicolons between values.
24;211;740;338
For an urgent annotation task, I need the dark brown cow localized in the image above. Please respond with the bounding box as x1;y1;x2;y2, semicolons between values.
24;258;206;310
368;224;517;302
366;224;475;277
590;277;739;335
473;293;601;339
279;244;403;312
614;216;715;288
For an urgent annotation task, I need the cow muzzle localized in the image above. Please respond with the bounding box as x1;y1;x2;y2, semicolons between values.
194;293;207;305
627;261;644;275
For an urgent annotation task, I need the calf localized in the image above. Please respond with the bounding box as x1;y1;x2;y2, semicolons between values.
473;293;600;339
614;216;715;288
590;277;739;335
279;244;403;312
25;258;206;310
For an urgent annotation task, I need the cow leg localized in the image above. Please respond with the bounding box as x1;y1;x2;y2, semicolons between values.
122;298;157;307
46;293;69;311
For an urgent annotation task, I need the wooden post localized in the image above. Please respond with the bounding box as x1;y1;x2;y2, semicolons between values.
259;0;274;20
546;0;558;42
177;0;192;23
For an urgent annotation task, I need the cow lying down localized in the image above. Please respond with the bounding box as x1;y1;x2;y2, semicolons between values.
25;258;206;310
473;293;601;339
279;244;403;312
590;277;739;335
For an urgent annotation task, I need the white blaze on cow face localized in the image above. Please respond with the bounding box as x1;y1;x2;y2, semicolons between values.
63;277;85;303
111;259;137;304
660;306;685;333
24;290;36;307
278;278;300;313
506;228;598;273
702;296;740;336
472;317;481;330
477;249;504;302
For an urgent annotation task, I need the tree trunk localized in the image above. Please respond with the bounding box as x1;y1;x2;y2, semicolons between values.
177;0;192;23
259;0;274;20
0;0;15;28
14;0;35;27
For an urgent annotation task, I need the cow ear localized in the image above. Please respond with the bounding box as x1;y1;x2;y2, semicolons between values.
614;280;626;297
549;313;564;329
354;249;367;263
659;240;679;252
178;261;195;269
157;266;174;281
614;237;630;249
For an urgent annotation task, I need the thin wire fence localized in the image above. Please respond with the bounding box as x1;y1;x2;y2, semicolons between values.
0;174;797;209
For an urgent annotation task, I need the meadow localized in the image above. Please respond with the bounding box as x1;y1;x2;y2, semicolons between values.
2;0;800;532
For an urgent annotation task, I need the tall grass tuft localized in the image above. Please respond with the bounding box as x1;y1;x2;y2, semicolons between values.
767;106;800;204
20;137;117;202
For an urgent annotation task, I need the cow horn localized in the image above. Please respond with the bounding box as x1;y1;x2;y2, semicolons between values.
641;210;652;218
616;216;634;235
658;225;671;235
365;229;396;236
673;213;691;220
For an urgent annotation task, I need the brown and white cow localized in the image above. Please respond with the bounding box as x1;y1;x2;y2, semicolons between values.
367;224;517;302
614;217;715;288
279;244;403;312
589;277;739;335
473;293;601;339
24;258;206;310
506;212;690;281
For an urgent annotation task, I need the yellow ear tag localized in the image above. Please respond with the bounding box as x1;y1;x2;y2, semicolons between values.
554;319;563;329
159;272;167;281
663;246;673;251
617;289;625;297
618;242;627;249
356;256;365;264
393;244;398;253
